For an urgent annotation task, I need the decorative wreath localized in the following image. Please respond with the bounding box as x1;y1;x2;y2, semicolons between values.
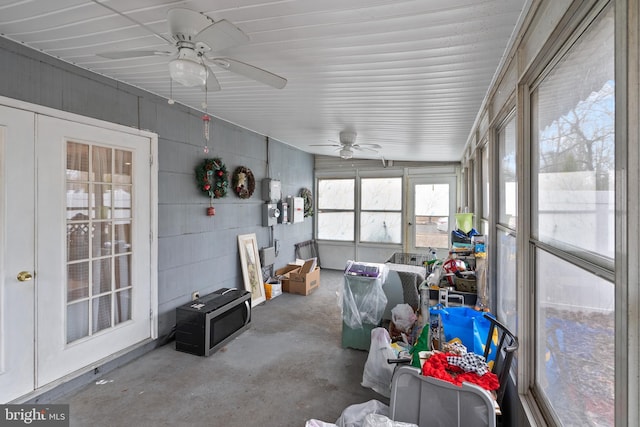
195;157;229;199
299;188;314;217
232;166;255;199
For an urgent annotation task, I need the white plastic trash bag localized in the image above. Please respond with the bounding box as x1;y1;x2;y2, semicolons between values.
335;400;389;427
361;328;397;398
391;304;417;333
363;414;418;427
306;420;338;427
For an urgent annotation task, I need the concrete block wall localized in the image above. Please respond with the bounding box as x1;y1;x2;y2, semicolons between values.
0;37;314;339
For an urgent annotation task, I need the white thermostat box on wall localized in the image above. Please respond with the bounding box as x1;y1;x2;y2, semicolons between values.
262;179;281;203
287;196;305;223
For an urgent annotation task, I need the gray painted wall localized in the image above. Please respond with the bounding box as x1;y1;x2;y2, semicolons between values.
0;37;314;339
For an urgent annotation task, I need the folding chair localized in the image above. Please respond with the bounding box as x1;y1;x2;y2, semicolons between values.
389;365;497;427
482;313;518;407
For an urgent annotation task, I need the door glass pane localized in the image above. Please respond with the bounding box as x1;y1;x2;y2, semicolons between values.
67;262;89;302
66;142;88;181
66;142;134;342
92;221;111;258
67;301;89;343
114;221;132;253
114;149;132;184
92;258;111;295
115;289;132;325
414;184;449;248
92;184;112;219
115;255;131;289
535;249;614;426
67;222;90;261
67;183;89;220
92;146;112;183
92;295;112;333
113;185;131;219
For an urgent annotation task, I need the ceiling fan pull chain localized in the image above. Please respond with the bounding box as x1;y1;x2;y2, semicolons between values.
202;84;211;154
202;114;211;154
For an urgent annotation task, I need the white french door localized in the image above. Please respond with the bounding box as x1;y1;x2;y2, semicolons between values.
36;115;154;387
0;101;157;402
407;176;457;252
0;106;37;402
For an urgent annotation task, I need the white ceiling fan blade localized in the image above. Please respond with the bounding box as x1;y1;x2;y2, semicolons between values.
309;144;341;147
209;57;287;89
204;65;221;92
195;19;250;51
97;50;172;59
356;143;382;149
353;146;379;153
167;8;212;41
94;0;173;45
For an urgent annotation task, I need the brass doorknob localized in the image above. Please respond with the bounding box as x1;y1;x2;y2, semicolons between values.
17;271;33;282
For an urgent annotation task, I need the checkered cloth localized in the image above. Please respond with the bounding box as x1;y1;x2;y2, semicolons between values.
442;341;467;355
447;352;490;376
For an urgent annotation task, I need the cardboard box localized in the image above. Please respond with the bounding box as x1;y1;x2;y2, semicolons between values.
275;259;320;296
274;264;299;292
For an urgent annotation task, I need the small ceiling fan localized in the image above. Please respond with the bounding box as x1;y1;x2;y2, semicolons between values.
97;8;287;91
310;131;382;159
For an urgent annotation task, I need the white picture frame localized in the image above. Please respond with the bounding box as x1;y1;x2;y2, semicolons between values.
237;233;266;307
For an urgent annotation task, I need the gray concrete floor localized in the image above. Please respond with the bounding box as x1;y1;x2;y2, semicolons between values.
57;269;386;427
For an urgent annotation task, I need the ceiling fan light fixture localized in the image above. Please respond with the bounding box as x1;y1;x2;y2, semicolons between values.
339;131;357;145
169;49;207;87
340;148;353;159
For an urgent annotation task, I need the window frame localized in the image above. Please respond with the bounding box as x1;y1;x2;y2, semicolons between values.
359;176;403;244
316;177;356;242
520;2;616;424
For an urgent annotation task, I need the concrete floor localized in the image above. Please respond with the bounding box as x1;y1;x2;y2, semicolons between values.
57;269;386;427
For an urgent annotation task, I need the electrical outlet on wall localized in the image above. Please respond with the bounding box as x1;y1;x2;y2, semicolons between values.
191;291;200;301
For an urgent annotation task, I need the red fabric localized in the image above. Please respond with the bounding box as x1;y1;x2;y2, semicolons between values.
421;352;499;391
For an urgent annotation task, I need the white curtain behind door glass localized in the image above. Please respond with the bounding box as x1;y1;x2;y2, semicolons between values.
91;146;112;333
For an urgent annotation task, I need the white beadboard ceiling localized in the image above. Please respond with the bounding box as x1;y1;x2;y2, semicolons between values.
0;0;529;162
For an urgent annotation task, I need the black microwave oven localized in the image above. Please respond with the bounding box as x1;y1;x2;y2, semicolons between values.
175;288;251;356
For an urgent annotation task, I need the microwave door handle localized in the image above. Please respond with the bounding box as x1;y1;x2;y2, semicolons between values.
244;299;251;325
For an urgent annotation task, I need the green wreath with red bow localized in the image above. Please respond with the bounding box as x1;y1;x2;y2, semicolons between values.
196;157;229;199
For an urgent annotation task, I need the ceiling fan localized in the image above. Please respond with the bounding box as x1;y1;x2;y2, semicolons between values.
97;8;287;91
310;131;382;159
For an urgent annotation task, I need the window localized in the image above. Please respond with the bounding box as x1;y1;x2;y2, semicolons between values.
496;115;517;334
412;181;453;249
530;5;614;425
496;229;516;333
317;178;355;241
499;118;517;229
360;177;402;243
481;144;489;219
